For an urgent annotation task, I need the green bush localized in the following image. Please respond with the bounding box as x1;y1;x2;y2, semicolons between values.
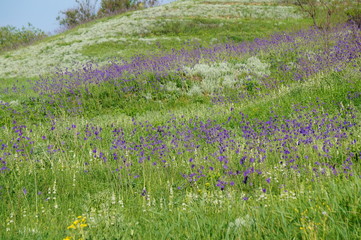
57;8;81;29
0;24;47;53
294;0;361;29
346;7;361;27
57;0;157;30
57;0;98;29
97;0;157;16
98;0;135;15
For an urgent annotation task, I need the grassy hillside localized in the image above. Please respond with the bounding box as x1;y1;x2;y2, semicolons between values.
1;0;361;239
0;0;305;78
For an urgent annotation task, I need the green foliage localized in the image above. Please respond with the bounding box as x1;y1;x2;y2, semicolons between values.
98;0;137;15
239;61;361;121
40;73;208;118
57;8;81;29
345;2;361;27
98;0;158;16
57;0;159;30
1;63;361;239
294;0;357;29
0;24;47;53
79;18;311;62
57;0;99;29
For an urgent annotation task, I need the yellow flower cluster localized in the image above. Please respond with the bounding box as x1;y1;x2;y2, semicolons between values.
297;203;331;239
64;216;88;240
67;216;88;230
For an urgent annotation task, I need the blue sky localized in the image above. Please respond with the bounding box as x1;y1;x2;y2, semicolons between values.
0;0;86;34
0;0;172;35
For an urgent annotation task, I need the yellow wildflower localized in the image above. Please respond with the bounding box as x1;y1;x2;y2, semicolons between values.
80;223;88;228
63;236;72;240
67;224;76;230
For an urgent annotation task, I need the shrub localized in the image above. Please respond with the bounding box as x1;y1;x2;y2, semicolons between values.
0;24;47;52
98;0;158;16
57;0;158;30
57;8;81;29
294;0;360;29
57;0;99;29
98;0;135;15
345;5;361;27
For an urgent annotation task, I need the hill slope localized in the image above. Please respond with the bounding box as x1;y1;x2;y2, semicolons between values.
0;0;303;78
1;1;361;239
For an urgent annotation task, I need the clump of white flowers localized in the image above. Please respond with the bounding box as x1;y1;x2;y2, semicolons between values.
228;214;254;229
164;81;180;92
184;62;232;93
187;85;203;96
241;56;271;76
183;56;270;95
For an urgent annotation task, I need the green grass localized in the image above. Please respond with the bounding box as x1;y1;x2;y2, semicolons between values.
236;67;361;121
80;18;312;61
1;56;360;238
1;1;361;239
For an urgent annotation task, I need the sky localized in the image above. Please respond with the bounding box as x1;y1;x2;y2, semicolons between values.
0;0;172;35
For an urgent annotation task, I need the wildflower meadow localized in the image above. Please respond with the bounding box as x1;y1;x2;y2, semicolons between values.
1;0;361;239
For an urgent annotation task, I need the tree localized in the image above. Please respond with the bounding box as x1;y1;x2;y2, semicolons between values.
57;0;99;29
98;0;158;16
76;0;99;22
98;0;134;15
57;0;159;29
295;0;319;27
57;8;80;29
294;0;355;29
142;0;158;8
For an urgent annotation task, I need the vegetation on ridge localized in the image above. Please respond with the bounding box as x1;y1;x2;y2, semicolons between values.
0;24;47;53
